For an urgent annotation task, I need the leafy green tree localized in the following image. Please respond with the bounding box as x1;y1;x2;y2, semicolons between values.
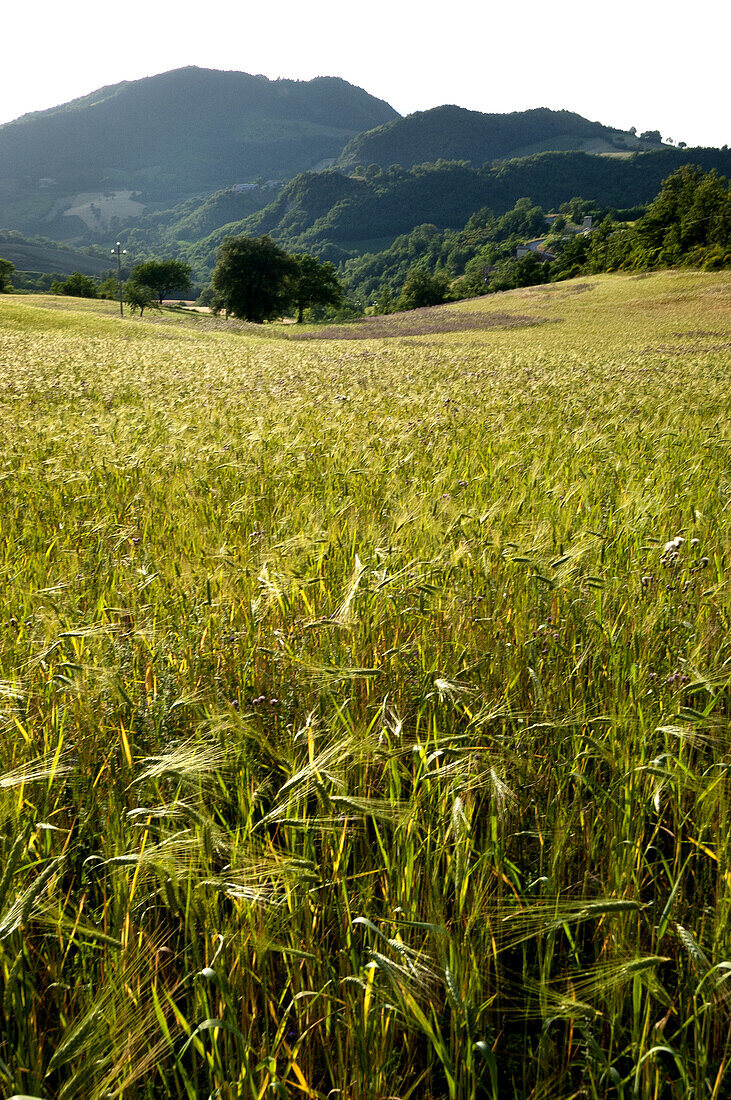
397;266;449;310
635;165;731;265
496;198;547;240
514;252;551;287
548;232;591;279
124;282;160;316
0;256;14;292
130;259;192;305
374;286;395;314
560;197;594;225
50;271;98;298
211;236;294;323
289;253;343;322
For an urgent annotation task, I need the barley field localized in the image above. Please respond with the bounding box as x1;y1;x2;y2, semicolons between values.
0;270;730;1099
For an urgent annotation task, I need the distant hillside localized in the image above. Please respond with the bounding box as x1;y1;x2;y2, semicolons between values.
0;231;111;276
181;147;731;273
334;106;664;170
0;67;399;238
122;184;278;258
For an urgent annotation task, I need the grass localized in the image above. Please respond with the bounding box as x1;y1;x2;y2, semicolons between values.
0;269;729;1098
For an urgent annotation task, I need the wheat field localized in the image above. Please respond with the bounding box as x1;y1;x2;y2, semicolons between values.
0;270;729;1099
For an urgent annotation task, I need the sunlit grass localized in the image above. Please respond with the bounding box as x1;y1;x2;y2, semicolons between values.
0;270;729;1098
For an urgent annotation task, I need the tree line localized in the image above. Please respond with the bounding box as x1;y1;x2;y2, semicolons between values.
2;245;344;326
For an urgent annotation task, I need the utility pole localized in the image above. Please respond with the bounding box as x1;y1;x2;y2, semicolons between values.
111;242;127;317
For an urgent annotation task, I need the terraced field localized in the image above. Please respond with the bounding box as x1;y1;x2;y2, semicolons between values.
0;270;729;1098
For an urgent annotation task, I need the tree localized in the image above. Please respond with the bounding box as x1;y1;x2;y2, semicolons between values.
124;281;160;316
50;271;98;298
635;165;731;265
374;285;395;315
0;256;14;293
397;266;449;310
130;259;192;305
289;253;343;322
211;236;294;323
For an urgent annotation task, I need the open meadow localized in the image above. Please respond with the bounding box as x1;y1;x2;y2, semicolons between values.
0;271;730;1099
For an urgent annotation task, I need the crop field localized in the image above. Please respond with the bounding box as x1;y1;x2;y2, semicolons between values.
0;270;730;1099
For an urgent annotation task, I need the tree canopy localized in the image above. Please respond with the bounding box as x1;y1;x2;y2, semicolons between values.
131;259;192;305
396;266;449;310
211;236;294;323
289;253;343;322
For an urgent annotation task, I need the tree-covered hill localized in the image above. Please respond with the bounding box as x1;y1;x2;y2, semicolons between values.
0;67;399;236
334;105;665;171
180;147;731;275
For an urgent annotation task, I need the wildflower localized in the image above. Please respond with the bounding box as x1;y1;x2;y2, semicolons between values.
662;536;684;555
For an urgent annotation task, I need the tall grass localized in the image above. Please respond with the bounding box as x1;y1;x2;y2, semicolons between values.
0;270;729;1097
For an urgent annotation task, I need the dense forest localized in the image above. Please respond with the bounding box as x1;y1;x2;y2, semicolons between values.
0;67;398;233
334;104;663;170
167;148;731;278
337;165;731;308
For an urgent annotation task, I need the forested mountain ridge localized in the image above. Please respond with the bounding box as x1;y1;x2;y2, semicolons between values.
334;105;666;170
175;147;731;275
0;67;399;237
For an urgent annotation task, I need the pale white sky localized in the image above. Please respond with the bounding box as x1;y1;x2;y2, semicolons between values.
2;1;728;148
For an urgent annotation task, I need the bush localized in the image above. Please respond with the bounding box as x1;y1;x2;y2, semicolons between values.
50;272;99;298
98;277;121;300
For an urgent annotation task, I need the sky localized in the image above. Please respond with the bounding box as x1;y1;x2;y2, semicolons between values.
2;0;728;148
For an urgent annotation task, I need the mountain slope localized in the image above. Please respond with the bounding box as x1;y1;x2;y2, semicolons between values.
0;67;399;236
180;147;731;273
335;105;663;170
0;232;111;277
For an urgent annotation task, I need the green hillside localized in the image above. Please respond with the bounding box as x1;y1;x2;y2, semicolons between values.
0;230;112;278
335;105;663;170
180;147;731;274
0;67;399;238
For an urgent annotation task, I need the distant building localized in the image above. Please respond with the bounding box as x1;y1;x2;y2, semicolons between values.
516;241;555;262
517;238;549;256
582;216;593;233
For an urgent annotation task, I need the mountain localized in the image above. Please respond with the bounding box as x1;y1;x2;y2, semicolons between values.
334;106;664;171
0;67;399;238
179;147;731;273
